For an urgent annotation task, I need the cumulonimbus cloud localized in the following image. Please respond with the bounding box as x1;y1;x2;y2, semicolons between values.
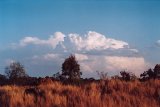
15;31;138;52
10;31;147;77
104;56;149;75
77;54;150;76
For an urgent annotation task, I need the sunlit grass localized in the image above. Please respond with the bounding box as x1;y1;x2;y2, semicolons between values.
0;79;159;107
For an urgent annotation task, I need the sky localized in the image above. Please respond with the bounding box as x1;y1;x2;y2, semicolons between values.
0;0;160;78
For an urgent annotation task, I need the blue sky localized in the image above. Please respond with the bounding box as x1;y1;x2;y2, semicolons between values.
0;0;160;77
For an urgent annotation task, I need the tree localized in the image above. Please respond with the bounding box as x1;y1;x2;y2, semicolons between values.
140;68;155;80
61;55;82;80
5;61;28;79
154;64;160;78
53;72;62;80
140;64;160;80
120;70;136;81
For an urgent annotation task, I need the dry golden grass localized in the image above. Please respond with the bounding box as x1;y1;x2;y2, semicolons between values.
0;79;159;107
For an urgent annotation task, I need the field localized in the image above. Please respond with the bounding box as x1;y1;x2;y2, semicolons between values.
0;79;159;107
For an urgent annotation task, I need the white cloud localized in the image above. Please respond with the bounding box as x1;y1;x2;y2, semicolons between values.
28;53;149;77
19;32;65;48
14;31;137;53
43;53;59;60
75;53;88;61
129;49;139;53
69;31;129;51
32;53;60;61
78;55;149;76
20;37;44;46
105;56;149;75
20;52;150;77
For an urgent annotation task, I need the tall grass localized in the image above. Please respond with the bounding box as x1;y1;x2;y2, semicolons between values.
0;79;159;107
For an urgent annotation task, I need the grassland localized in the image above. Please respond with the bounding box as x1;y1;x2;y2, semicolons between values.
0;79;159;107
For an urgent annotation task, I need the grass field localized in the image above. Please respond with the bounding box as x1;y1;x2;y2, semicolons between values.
0;79;159;107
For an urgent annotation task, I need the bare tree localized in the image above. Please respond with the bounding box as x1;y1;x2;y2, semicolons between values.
97;71;108;80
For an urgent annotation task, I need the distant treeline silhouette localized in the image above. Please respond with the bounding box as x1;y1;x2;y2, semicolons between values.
0;55;160;86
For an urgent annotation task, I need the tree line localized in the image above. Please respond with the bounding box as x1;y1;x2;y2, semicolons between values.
0;54;160;85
